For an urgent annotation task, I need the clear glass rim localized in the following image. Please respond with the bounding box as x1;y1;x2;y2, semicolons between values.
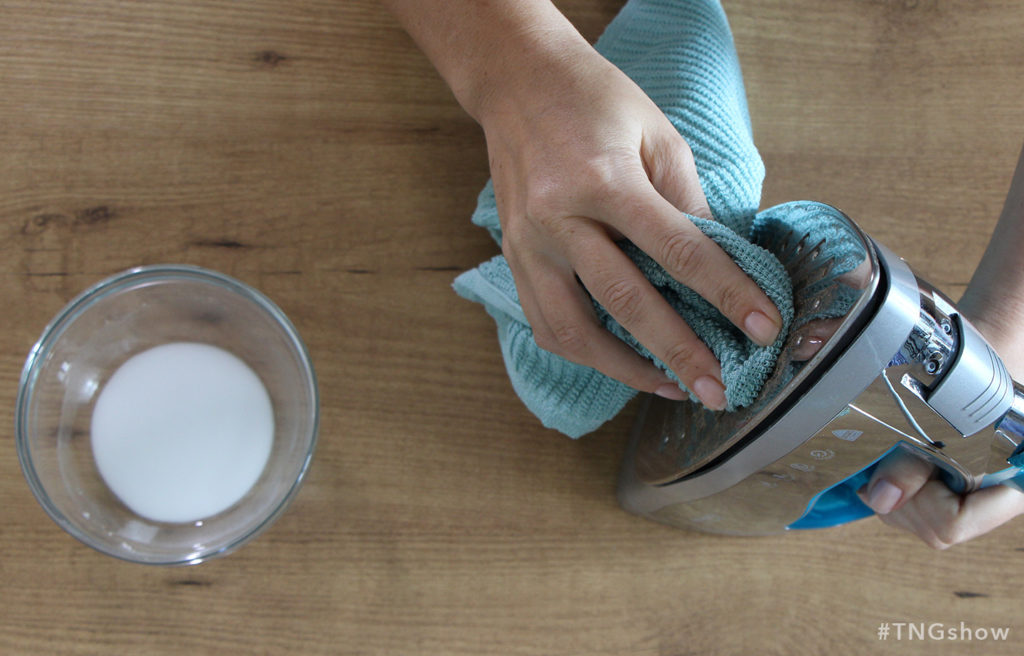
14;264;320;566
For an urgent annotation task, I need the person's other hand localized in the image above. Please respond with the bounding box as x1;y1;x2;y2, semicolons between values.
478;45;783;408
858;449;1024;549
856;141;1024;547
855;309;1024;548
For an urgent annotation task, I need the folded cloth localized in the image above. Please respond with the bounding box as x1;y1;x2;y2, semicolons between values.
454;0;836;437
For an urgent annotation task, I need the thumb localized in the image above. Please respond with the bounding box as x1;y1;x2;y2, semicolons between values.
857;448;935;515
640;125;712;220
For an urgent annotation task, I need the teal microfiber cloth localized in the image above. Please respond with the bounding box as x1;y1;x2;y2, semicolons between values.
454;0;841;437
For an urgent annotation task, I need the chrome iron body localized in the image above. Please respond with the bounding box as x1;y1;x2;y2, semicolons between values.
618;209;1024;535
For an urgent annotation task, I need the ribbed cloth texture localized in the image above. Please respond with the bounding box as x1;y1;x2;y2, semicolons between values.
454;0;839;437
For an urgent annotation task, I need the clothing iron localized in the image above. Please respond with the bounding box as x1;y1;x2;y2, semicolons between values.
618;203;1024;535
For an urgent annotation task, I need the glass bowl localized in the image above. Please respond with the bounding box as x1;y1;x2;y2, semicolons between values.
15;265;319;565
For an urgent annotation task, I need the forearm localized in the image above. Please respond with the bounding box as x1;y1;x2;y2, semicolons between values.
380;0;592;121
960;143;1024;378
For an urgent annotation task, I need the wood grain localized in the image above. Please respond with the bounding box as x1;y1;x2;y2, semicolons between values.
2;1;1022;654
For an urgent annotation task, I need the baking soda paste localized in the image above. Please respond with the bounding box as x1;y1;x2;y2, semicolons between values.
90;342;274;523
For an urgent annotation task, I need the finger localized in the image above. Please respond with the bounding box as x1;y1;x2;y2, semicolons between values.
875;500;940;545
509;250;685;399
640;125;712;220
563;222;727;410
868;465;1024;549
857;448;934;515
877;480;976;550
601;187;784;349
913;481;1024;549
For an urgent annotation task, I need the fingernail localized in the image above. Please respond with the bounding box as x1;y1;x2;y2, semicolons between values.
654;383;687;401
744;310;780;346
866;479;902;514
692;375;727;411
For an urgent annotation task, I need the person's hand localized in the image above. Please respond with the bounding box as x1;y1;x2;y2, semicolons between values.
854;141;1024;548
858;450;1024;549
476;43;783;407
791;258;1024;549
854;312;1024;549
381;0;784;407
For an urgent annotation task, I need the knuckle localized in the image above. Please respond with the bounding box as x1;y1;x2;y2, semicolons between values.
523;182;563;223
714;283;748;320
501;218;530;251
660;230;705;275
877;513;899;530
585;161;627;205
531;323;556;353
662;341;700;378
933;522;966;548
599;278;645;325
539;318;590;359
579;150;644;209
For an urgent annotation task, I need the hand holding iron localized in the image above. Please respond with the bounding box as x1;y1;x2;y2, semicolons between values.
859;449;1024;549
859;143;1024;548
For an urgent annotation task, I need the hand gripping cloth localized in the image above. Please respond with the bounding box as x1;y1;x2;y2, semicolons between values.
453;0;847;437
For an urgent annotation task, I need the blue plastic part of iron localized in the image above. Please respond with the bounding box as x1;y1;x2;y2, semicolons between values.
786;446;900;530
989;411;1024;491
980;467;1024;493
1005;422;1024;468
786;352;1024;530
788;444;1024;530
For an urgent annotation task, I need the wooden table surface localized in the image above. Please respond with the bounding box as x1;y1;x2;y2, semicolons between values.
3;1;1023;654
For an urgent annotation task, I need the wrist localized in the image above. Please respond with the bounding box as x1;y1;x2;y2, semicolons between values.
383;0;591;123
449;15;593;123
960;293;1024;380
